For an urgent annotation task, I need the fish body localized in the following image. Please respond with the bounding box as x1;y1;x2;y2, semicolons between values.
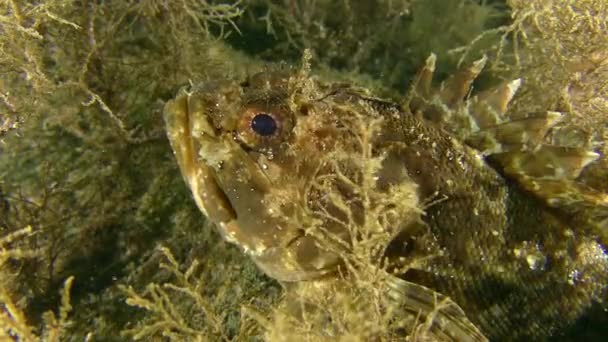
164;56;608;340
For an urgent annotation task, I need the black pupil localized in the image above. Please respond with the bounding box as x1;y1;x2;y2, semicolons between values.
251;113;277;136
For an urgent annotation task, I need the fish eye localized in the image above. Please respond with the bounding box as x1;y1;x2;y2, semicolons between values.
237;105;293;149
251;113;278;136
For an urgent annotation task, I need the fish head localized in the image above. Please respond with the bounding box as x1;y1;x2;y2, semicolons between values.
163;71;410;281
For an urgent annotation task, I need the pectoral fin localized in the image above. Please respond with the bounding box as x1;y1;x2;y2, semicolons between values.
386;275;488;342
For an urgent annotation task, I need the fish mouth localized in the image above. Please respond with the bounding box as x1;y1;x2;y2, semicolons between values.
164;88;237;224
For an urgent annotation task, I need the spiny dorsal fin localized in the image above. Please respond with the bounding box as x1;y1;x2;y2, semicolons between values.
405;55;607;231
468;79;521;129
504;176;608;228
439;55;487;107
414;53;436;100
490;146;599;180
489;146;607;229
465;111;563;155
406;54;488;137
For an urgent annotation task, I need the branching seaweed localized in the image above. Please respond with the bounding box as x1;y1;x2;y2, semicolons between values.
121;248;226;340
1;0;606;340
0;0;256;339
121;246;277;341
234;0;505;90
1;226;74;340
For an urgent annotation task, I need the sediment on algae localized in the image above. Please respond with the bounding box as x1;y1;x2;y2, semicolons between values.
230;0;506;91
0;1;272;339
0;0;606;340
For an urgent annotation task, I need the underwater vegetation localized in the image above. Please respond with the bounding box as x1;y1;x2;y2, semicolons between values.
0;0;607;340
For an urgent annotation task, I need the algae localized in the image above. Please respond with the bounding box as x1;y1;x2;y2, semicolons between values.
0;0;606;340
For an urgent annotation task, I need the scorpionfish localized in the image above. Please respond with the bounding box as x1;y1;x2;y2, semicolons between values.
164;54;608;340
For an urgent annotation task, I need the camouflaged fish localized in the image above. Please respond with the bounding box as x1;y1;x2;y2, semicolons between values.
163;54;608;340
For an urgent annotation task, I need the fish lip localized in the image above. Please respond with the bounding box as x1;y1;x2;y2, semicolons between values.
190;140;240;224
164;90;238;224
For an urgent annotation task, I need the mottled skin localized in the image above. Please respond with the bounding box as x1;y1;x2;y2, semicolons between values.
164;63;608;340
387;97;606;339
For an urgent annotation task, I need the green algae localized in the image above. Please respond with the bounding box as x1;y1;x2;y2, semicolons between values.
0;0;606;340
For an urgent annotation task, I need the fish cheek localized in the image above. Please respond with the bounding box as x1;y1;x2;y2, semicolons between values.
214;151;342;279
212;149;302;253
222;188;307;258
